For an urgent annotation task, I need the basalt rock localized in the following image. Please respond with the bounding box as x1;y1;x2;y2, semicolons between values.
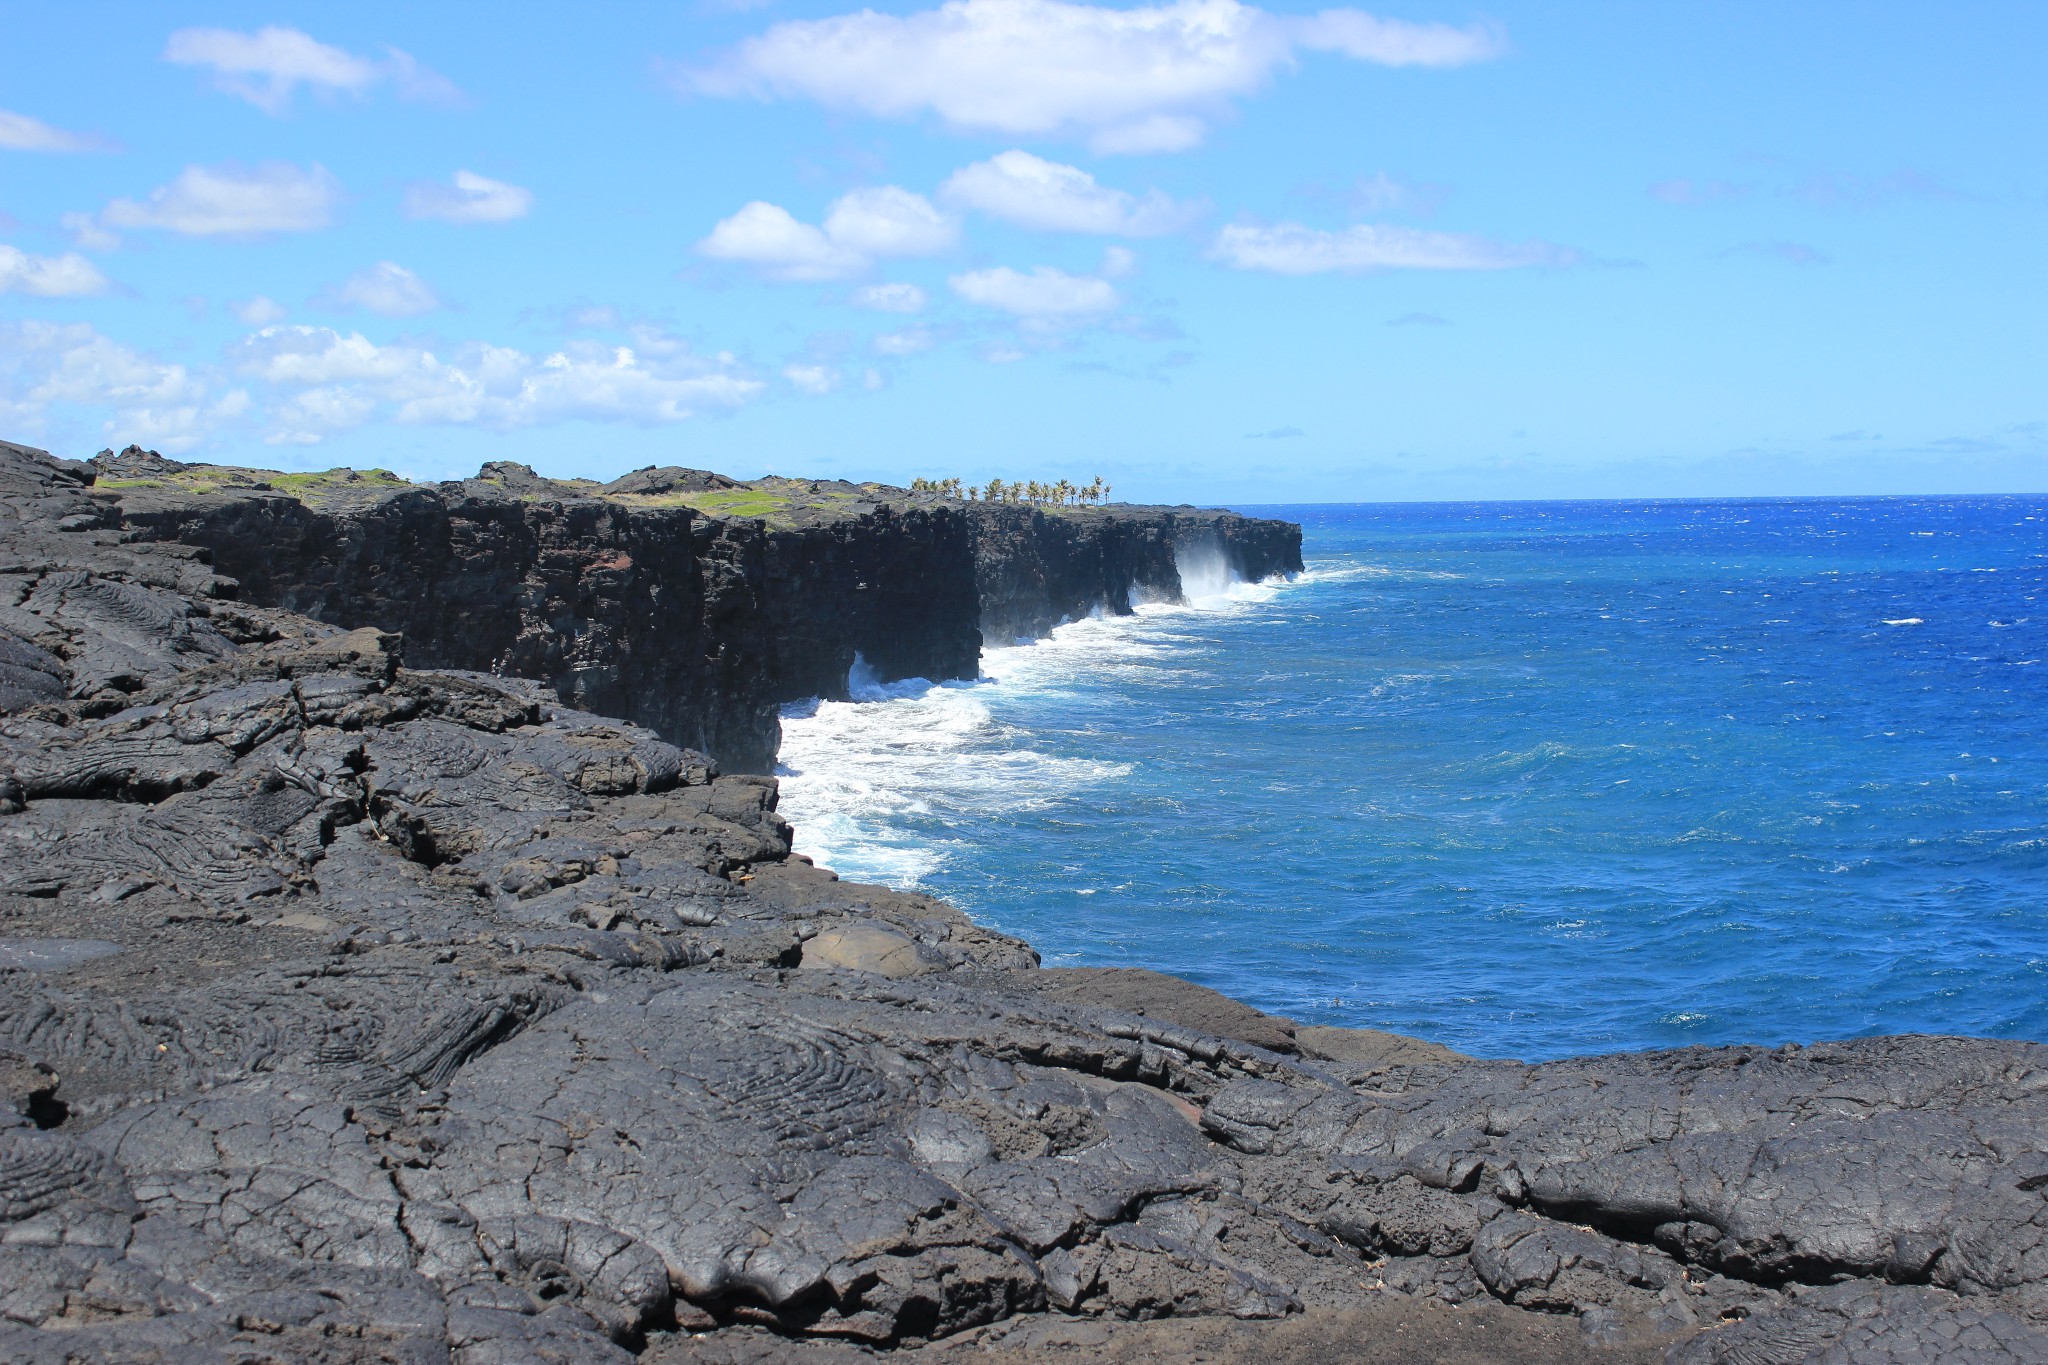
1;437;2044;1363
83;447;1302;775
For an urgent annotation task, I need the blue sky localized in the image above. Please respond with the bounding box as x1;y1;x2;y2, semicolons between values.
1;1;2041;503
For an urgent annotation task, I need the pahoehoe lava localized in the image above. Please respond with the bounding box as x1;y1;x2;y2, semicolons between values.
1;437;2044;1363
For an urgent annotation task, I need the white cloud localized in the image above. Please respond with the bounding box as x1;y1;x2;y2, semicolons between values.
230;296;288;326
3;315;764;450
103;163;341;237
699;187;953;281
403;170;535;224
940;150;1195;234
1209;222;1574;273
873;328;935;355
1101;245;1137;277
379;49;466;106
270;386;377;443
0;246;110;297
0;109;113;154
332;262;441;317
59;211;120;252
783;364;841;394
1291;10;1504;64
162;25;461;114
0;320;244;452
851;282;928;312
699;201;866;281
950;265;1118;316
232;325;762;441
683;0;1501;153
822;186;958;256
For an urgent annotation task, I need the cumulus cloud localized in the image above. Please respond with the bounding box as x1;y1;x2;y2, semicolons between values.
403;170;535;224
0;109;115;153
940;150;1195;234
1210;222;1574;273
3;315;765;450
103;163;341;237
822;186;958;256
232;325;761;442
0;320;248;452
699;202;865;281
681;0;1502;153
230;296;288;326
331;262;441;317
162;25;461;114
851;282;928;312
949;265;1118;316
0;246;110;297
783;364;841;394
699;188;954;281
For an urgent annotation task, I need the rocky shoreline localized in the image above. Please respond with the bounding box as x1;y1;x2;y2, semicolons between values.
90;445;1302;774
2;438;2045;1363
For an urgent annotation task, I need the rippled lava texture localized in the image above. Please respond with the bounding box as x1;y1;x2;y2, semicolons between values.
1;439;2046;1363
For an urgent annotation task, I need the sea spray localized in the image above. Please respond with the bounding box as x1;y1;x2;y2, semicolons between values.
1173;536;1238;600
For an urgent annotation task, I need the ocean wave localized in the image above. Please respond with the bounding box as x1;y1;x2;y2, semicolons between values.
1298;562;1465;584
778;658;1131;887
777;562;1291;886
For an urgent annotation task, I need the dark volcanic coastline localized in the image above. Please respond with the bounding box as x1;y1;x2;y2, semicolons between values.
93;445;1302;774
2;437;2045;1365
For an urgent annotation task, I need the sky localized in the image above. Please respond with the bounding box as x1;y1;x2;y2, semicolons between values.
0;1;2042;504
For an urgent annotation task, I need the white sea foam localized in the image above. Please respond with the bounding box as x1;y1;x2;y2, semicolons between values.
775;560;1294;887
1296;561;1461;585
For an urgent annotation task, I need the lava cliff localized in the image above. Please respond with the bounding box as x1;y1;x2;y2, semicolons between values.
94;448;1301;772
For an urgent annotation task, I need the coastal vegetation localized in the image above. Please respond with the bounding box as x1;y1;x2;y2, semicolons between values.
912;475;1112;505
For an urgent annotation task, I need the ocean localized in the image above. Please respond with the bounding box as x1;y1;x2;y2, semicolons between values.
775;498;2048;1061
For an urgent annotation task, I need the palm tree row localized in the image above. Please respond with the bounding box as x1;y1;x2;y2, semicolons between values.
910;476;1112;505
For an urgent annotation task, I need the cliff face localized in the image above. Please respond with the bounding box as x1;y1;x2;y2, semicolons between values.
89;451;1303;772
966;502;1304;645
106;465;782;772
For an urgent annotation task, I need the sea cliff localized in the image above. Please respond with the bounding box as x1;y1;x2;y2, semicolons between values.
2;437;2043;1365
93;446;1302;774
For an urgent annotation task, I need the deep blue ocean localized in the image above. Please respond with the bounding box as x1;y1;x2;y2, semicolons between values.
776;498;2048;1061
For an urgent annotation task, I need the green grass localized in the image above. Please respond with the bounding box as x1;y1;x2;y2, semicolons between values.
265;468;412;504
604;487;805;521
96;464;413;506
94;460;934;526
